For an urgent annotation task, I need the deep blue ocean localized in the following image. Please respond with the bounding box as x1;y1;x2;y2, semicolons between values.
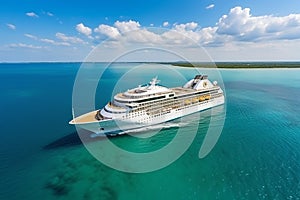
0;63;300;199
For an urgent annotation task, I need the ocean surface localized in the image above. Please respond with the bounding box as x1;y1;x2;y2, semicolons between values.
0;63;300;199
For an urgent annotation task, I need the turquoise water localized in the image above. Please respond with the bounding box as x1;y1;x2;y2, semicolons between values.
0;63;300;199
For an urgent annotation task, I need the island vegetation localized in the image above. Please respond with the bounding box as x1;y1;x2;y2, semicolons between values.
164;62;300;69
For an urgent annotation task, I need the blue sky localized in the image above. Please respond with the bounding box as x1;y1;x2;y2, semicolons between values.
1;0;300;62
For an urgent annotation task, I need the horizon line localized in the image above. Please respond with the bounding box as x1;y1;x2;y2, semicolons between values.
1;60;300;64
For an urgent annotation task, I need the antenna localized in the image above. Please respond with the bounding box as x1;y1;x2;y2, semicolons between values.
149;76;160;86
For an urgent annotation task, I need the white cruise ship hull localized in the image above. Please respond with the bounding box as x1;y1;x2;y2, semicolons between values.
75;96;224;136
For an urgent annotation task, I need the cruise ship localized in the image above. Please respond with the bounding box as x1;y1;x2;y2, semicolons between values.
70;75;224;136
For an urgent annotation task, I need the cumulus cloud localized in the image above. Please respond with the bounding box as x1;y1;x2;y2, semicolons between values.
56;32;87;44
94;20;203;46
174;22;198;31
217;7;254;36
114;20;141;33
94;24;121;39
206;4;215;9
93;7;300;49
26;12;39;18
7;24;16;30
124;28;162;43
216;6;300;42
94;20;201;46
163;21;169;27
94;20;145;41
76;23;92;36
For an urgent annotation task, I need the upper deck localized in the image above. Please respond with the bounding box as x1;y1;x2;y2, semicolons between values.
171;87;195;95
171;86;219;96
114;77;173;102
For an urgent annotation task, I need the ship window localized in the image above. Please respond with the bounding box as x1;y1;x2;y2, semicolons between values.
175;91;208;99
104;107;125;114
136;95;166;103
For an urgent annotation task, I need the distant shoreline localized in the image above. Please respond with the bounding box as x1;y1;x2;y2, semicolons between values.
165;62;300;69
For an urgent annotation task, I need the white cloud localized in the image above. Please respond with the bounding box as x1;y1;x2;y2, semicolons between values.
114;20;140;33
89;8;300;49
26;12;39;18
168;22;201;43
40;38;55;43
56;32;87;44
216;6;300;42
25;33;71;46
94;24;121;39
206;4;215;9
9;43;42;49
47;12;54;17
198;27;219;45
124;28;162;43
7;24;16;30
163;21;169;27
174;22;198;31
40;38;70;46
90;8;300;62
161;30;192;44
76;23;92;36
94;21;200;46
24;34;38;40
42;11;54;16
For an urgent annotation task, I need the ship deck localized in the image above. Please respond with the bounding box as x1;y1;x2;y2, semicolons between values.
106;102;126;110
171;86;218;96
69;110;99;124
171;87;195;95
